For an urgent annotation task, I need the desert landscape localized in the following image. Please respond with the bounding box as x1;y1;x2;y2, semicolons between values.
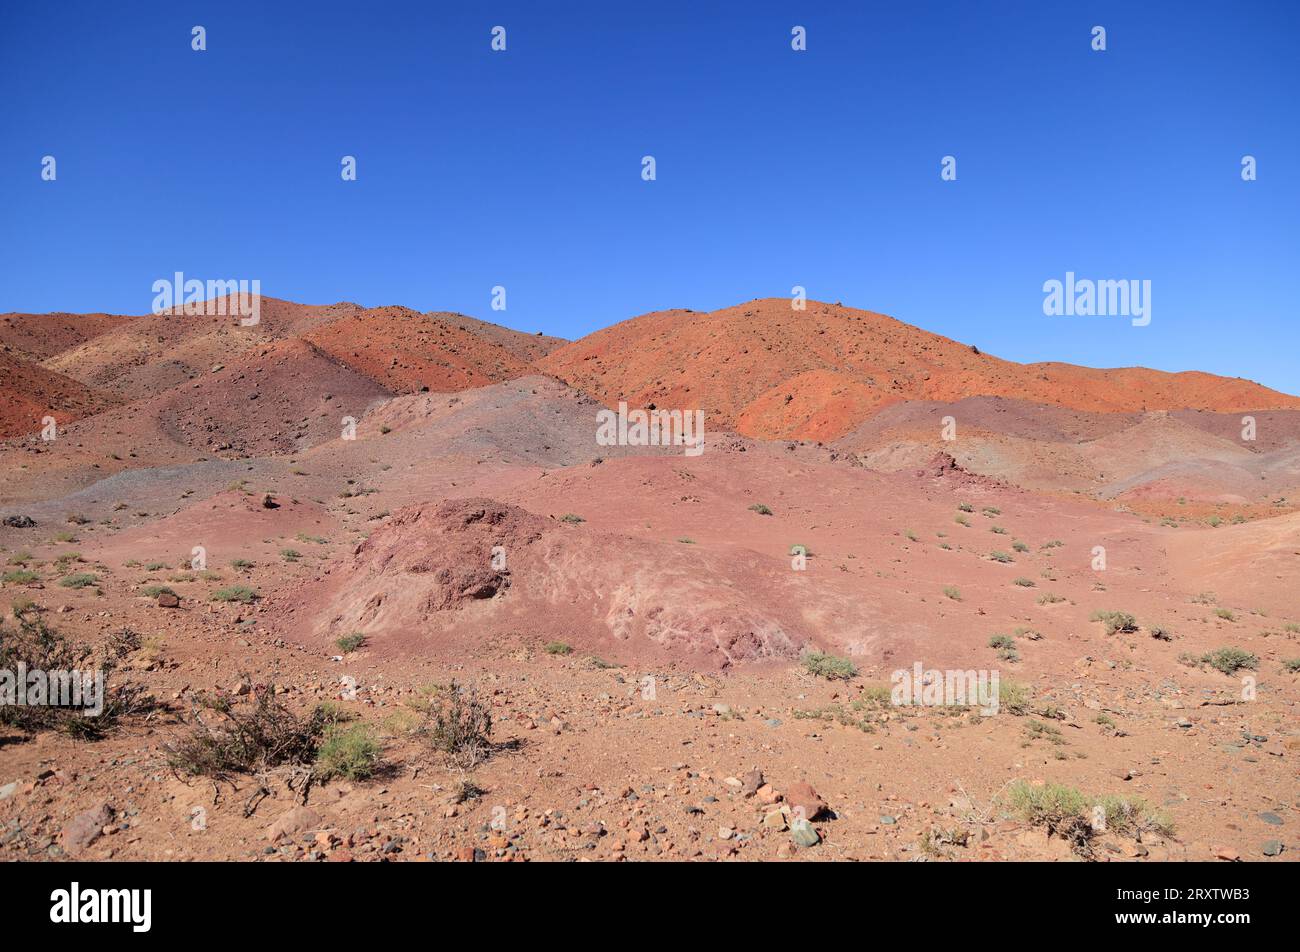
1;296;1296;863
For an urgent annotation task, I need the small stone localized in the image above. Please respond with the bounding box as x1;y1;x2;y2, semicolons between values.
157;592;180;608
790;820;820;848
785;781;827;821
1259;811;1283;826
1262;840;1283;857
265;806;323;843
62;803;114;855
741;769;764;797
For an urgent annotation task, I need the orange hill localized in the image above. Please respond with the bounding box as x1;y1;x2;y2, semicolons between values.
538;298;1300;441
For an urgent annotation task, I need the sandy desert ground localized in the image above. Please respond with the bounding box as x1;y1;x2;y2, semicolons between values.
1;297;1296;862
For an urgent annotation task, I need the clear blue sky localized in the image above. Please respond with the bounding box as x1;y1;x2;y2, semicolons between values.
1;1;1296;393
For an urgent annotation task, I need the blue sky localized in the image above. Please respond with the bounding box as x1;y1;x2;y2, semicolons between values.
1;1;1296;393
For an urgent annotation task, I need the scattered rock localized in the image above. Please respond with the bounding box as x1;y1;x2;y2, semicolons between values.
265;806;323;843
784;781;827;821
791;820;820;848
62;803;114;855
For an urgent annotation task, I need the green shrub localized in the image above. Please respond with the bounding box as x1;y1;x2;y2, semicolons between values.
1090;610;1138;634
1201;647;1257;675
315;723;382;780
211;585;258;603
59;573;98;589
335;632;366;653
544;641;572;655
801;650;857;680
748;503;773;516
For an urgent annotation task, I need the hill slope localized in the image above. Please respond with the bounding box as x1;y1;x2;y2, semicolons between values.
538;298;1300;441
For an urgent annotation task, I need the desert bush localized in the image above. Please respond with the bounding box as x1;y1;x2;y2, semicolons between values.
421;681;494;769
1013;577;1035;587
167;685;345;780
315;723;382;780
1037;592;1066;605
998;679;1030;715
544;641;572;655
58;573;98;589
335;632;366;653
801;650;857;680
748;503;772;516
1090;610;1138;634
1214;607;1236;622
1004;781;1173;856
211;585;258;603
3;570;40;585
1150;626;1173;641
1201;647;1257;675
989;550;1014;563
1282;659;1300;673
0;612;153;738
559;513;586;524
942;585;962;600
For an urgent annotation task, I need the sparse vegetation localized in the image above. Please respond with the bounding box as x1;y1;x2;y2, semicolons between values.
315;723;382;780
420;681;494;769
1037;592;1066;605
1013;576;1035;587
988;550;1014;563
801;649;857;680
1090;610;1138;634
335;632;366;653
1214;607;1236;622
559;513;585;524
1004;781;1173;856
2;570;40;585
544;641;572;655
0;611;153;739
211;585;258;603
168;685;349;781
942;585;962;600
59;572;98;589
1201;646;1258;675
748;503;773;516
